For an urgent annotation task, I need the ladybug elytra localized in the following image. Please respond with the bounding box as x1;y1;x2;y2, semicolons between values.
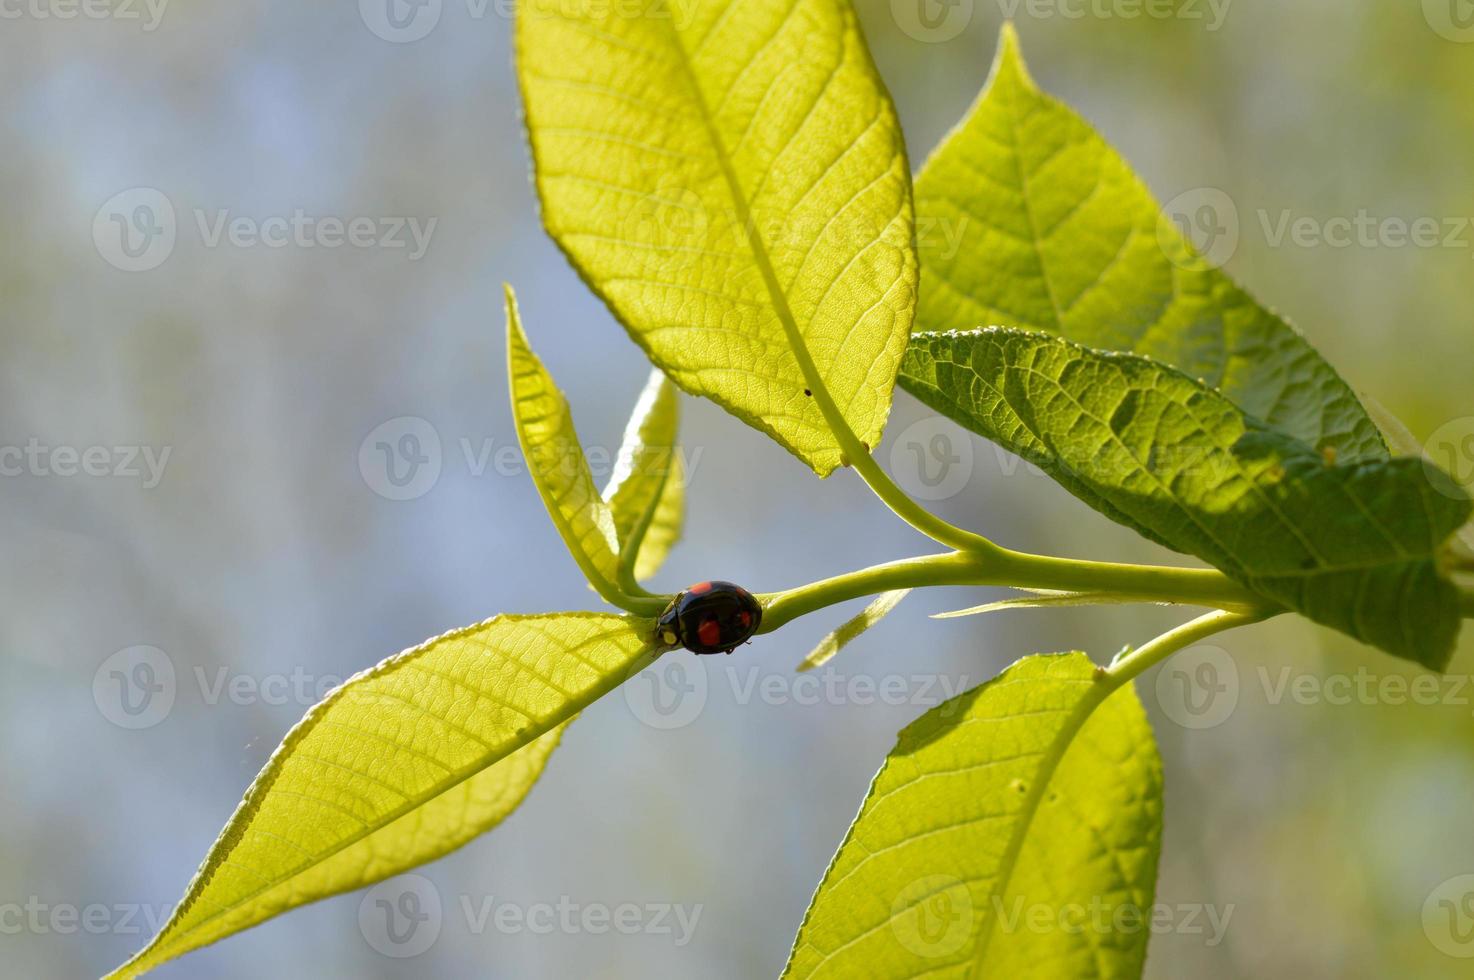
656;581;762;654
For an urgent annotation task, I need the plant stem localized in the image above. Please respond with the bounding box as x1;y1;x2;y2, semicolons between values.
757;548;1271;633
1104;608;1273;685
844;450;1007;558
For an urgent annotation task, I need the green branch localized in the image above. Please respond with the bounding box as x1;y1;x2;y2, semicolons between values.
757;548;1271;633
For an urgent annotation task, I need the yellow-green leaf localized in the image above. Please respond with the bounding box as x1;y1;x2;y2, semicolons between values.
798;589;909;672
109;613;657;979
506;286;626;602
915;24;1384;462
785;653;1162;979
517;0;917;476
604;368;685;580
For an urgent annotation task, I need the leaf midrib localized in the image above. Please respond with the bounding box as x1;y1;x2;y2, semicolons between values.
112;621;652;975
964;677;1112;976
655;2;871;473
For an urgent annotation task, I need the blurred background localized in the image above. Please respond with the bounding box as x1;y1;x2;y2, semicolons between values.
3;0;1474;976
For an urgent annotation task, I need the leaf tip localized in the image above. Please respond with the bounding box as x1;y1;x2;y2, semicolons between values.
992;20;1036;93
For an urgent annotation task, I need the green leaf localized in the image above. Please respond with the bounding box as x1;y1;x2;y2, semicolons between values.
604;367;685;581
506;286;627;603
914;24;1384;462
798;589;909;672
517;0;917;476
899;327;1472;669
1363;392;1474;560
109;613;657;979
785;653;1162;978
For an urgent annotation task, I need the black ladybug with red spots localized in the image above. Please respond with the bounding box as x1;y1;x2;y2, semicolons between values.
656;581;762;654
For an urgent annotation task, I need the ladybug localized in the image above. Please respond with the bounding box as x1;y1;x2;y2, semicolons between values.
656;581;762;654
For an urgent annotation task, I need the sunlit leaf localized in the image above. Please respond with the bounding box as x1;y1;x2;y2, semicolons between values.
109;613;657;978
798;590;909;672
517;0;917;475
914;24;1384;461
604;367;685;580
900;328;1471;668
786;653;1162;978
506;286;626;601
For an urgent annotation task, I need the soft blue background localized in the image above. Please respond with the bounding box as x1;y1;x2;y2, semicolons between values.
3;0;1474;976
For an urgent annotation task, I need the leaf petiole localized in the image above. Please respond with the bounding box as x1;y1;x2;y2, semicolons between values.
758;548;1271;634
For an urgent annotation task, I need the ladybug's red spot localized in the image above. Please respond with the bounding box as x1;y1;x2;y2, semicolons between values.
738;610;752;628
688;581;713;595
697;617;722;649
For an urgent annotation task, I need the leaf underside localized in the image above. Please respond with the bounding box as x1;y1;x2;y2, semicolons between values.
517;0;917;475
506;287;626;596
110;614;658;978
799;589;911;672
900;328;1470;669
785;653;1162;979
914;24;1385;463
603;367;686;580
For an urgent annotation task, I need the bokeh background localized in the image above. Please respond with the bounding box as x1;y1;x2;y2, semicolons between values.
4;0;1474;976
